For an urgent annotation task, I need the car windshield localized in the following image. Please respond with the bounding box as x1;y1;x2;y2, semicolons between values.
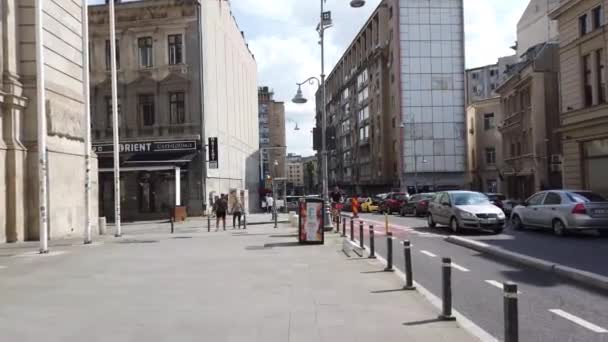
452;192;490;205
567;192;607;203
395;194;406;200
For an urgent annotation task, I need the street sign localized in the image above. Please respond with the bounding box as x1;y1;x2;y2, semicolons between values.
92;140;197;154
208;137;218;169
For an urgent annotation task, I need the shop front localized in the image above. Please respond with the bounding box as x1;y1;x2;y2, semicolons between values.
583;138;608;197
95;139;203;222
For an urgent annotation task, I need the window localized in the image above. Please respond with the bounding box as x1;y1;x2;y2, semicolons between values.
584;54;593;106
483;113;495;130
510;143;515;157
358;106;369;122
138;94;155;126
359;125;369;141
490;83;496;90
486;179;498;193
471;72;478;80
392;117;396;128
485;147;496;165
527;193;546;206
357;87;369;104
105;40;120;70
389;6;393;19
593;6;603;30
105;96;122;128
543;192;562;205
580;14;588;35
168;34;183;65
597;49;606;103
138;37;153;68
516;142;521;156
357;69;368;89
169;92;185;124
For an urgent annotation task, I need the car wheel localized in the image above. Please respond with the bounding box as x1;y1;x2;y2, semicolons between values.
511;215;523;230
553;219;568;237
450;217;460;234
427;214;436;228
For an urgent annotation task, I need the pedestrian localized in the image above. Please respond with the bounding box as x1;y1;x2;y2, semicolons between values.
214;194;227;231
351;196;359;218
266;194;274;216
233;200;243;229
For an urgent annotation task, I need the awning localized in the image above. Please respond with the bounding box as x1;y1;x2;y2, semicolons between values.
97;151;199;170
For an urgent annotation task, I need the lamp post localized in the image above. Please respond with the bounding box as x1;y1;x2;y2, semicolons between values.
292;0;366;230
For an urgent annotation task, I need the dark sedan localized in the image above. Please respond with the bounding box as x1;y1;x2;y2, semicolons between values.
400;193;435;217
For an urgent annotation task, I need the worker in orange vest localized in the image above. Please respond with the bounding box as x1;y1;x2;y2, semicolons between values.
351;196;359;218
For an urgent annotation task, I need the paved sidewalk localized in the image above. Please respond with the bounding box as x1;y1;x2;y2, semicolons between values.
0;223;477;342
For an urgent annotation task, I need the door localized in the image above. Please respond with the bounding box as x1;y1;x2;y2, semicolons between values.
435;193;450;224
429;193;444;222
539;192;564;228
521;192;546;226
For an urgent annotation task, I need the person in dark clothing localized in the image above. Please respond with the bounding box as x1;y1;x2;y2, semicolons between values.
214;194;227;231
232;200;243;229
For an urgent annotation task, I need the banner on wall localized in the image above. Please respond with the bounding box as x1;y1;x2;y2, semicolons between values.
298;198;324;244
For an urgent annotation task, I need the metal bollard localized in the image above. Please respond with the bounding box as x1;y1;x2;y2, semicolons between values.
98;217;107;235
170;215;175;234
350;218;354;242
368;225;376;259
207;212;211;232
403;240;416;290
384;232;394;272
359;221;364;249
243;213;247;229
274;209;278;229
504;282;519;342
342;219;346;237
439;258;456;320
336;215;341;233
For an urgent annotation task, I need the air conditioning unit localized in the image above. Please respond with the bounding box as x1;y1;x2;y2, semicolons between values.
550;164;562;173
550;154;562;164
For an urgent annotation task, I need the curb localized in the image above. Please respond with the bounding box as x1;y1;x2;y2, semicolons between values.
246;220;289;226
445;235;608;292
344;237;497;342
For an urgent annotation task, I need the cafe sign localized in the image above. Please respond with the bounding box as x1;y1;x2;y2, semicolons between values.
93;140;197;154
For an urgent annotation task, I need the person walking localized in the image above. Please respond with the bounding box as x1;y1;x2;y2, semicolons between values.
266;194;274;217
351;196;360;219
232;200;243;229
214;194;227;231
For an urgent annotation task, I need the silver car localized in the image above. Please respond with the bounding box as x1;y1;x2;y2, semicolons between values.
510;190;608;236
427;191;506;234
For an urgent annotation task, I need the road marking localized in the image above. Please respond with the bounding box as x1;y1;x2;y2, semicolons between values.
0;265;6;269
451;263;470;272
420;250;437;257
485;280;522;294
549;309;608;333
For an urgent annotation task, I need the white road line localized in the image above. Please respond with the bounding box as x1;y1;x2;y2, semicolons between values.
420;250;437;257
451;262;470;272
485;280;522;294
0;265;6;269
549;309;608;333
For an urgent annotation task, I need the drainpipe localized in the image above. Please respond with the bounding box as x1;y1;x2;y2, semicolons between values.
196;2;207;212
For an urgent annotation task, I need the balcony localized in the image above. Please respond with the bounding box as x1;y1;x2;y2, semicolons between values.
499;111;523;132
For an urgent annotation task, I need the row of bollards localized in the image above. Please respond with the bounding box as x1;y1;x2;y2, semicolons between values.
344;216;518;342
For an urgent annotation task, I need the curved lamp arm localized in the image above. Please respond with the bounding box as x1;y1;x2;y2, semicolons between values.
296;77;321;87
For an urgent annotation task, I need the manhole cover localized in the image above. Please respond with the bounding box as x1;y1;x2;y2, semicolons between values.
117;239;159;244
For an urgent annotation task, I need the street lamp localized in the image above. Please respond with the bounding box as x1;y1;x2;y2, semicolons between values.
293;0;366;230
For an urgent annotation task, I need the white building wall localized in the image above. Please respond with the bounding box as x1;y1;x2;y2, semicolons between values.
399;0;466;188
516;0;559;57
201;1;259;209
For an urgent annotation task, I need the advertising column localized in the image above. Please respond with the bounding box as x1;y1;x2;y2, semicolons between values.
298;198;324;244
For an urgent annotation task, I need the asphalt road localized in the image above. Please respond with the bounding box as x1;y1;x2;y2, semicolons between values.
345;212;608;342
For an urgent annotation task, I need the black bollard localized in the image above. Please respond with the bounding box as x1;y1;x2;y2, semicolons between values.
336;215;341;233
504;282;519;342
439;258;456;320
350;218;354;242
369;225;376;259
170;215;175;234
359;221;364;249
384;232;394;272
207;213;211;232
243;213;247;230
342;218;346;237
403;240;416;290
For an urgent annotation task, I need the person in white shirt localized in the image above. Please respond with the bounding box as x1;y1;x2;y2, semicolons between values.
266;195;274;214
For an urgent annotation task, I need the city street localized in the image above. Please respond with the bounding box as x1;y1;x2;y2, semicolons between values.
349;212;608;342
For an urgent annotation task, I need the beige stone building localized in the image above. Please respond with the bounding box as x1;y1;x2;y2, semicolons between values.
89;0;258;220
517;0;560;57
1;0;98;242
495;43;562;200
258;86;286;184
286;153;304;191
466;97;504;193
551;0;608;196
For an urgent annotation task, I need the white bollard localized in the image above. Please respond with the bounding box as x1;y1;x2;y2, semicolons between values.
98;217;107;235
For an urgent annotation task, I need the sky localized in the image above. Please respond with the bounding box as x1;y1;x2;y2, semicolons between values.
231;0;530;157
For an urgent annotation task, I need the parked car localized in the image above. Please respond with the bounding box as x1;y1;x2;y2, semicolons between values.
360;197;380;213
427;191;505;234
485;193;506;211
378;192;408;214
400;193;435;217
510;190;608;236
